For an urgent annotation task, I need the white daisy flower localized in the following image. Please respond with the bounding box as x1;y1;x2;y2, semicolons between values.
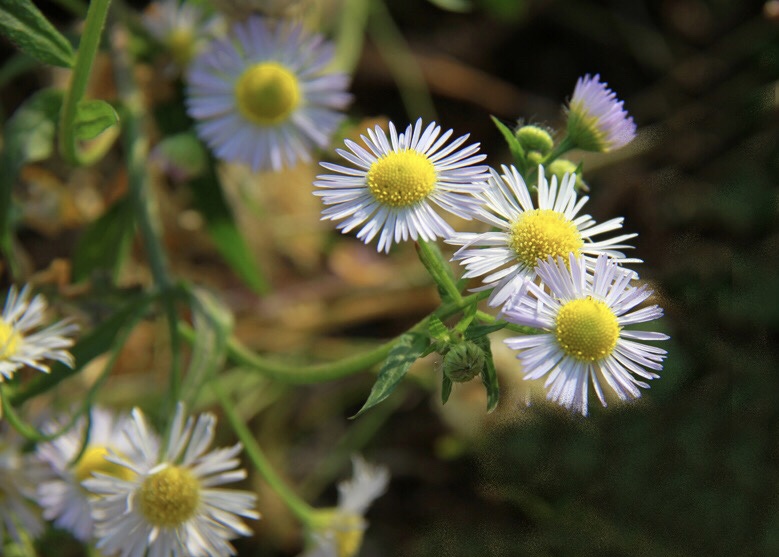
143;0;224;68
84;404;259;557
0;426;44;543
186;16;351;172
315;118;490;253
302;455;389;557
446;164;639;308
501;253;669;415
566;73;636;152
34;407;141;541
0;285;77;382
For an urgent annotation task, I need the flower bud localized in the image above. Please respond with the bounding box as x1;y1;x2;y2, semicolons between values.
150;133;208;183
515;125;554;155
443;341;485;383
548;159;588;191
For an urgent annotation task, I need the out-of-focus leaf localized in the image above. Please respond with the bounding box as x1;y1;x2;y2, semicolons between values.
73;99;119;141
427;0;471;12
10;293;155;405
352;333;429;418
441;376;453;404
72;196;135;282
0;0;74;68
190;163;269;294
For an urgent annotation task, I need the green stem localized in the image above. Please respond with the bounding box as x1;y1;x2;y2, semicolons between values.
333;0;369;73
416;240;462;303
475;309;539;334
211;379;315;524
180;292;489;384
58;0;115;165
110;22;182;413
540;135;575;166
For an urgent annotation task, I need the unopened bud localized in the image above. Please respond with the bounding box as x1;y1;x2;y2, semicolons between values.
548;159;588;192
516;125;554;155
443;341;485;383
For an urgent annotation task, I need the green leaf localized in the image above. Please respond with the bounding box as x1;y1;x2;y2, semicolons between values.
491;115;526;167
474;335;500;412
465;322;507;340
190;162;269;294
10;292;155;405
352;333;429;418
73;99;119;141
428;315;450;341
0;0;75;68
427;0;471;12
441;376;453;404
72;196;135;282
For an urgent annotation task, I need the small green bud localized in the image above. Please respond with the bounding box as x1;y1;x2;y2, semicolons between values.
443;341;485;383
526;150;544;166
515;125;554;155
548;159;589;192
151;133;208;183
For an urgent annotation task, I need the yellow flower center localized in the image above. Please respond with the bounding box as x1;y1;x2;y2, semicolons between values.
139;465;200;528
235;62;301;125
555;297;620;362
73;446;135;484
0;320;21;359
313;510;366;557
508;209;583;268
366;150;437;207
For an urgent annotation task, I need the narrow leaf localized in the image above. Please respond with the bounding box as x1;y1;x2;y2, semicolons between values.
428;316;449;341
190;162;269;294
475;335;500;413
441;376;453;404
74;99;119;141
0;0;74;68
352;333;429;418
491;115;526;166
465;322;507;340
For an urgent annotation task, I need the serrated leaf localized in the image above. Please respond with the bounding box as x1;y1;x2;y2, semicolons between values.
491;115;526;166
190;162;269;294
0;0;74;68
465;322;507;340
11;293;155;405
352;333;429;418
74;99;119;141
474;335;500;412
72;197;134;282
441;376;453;404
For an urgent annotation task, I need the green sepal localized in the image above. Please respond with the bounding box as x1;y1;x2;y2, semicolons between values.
441;376;453;404
189;159;269;295
474;335;500;412
351;332;429;418
491;115;526;168
72;196;134;282
73;99;119;141
0;0;75;68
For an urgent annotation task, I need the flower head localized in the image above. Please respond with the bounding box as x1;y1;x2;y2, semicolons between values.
0;285;77;382
34;407;141;541
502;254;669;415
315;118;489;253
84;404;259;557
566;74;636;152
303;456;389;557
0;427;44;544
186;16;351;172
143;0;224;68
446;165;639;308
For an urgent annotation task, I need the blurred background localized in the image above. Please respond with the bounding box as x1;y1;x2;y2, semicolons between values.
2;0;778;555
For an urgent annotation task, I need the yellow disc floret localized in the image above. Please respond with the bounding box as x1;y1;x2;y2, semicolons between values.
366;150;437;207
235;62;301;125
555;297;620;362
73;446;135;484
508;209;583;268
0;320;20;359
139;465;200;528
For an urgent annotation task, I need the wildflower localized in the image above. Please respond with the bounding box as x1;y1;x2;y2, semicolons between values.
0;285;77;382
0;427;44;543
446;165;638;308
143;0;224;68
34;407;141;541
302;456;389;557
315;118;489;253
502;254;669;415
84;404;259;557
186;16;351;172
566;74;636;152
